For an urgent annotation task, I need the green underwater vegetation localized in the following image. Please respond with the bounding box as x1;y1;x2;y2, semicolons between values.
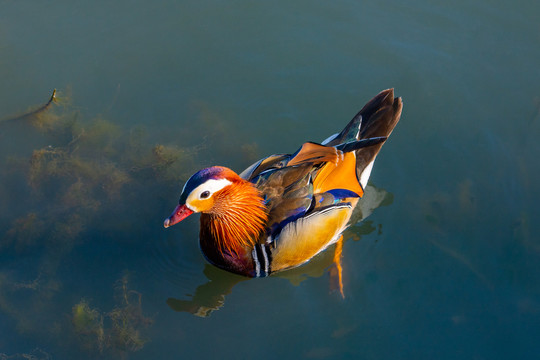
72;275;153;356
1;89;198;252
0;90;205;357
0;348;52;360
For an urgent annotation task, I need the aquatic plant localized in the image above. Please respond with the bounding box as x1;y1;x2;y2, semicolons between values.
72;300;105;352
0;90;182;355
71;275;152;356
0;348;52;360
1;90;200;255
108;276;153;352
3;213;46;252
0;271;61;336
0;89;57;125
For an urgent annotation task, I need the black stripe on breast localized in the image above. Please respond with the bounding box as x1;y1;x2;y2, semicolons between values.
263;244;273;275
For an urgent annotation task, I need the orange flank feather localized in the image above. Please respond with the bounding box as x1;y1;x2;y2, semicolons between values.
313;151;364;197
287;142;339;167
202;179;268;256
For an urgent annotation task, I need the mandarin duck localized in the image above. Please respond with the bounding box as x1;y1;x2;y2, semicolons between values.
164;89;402;280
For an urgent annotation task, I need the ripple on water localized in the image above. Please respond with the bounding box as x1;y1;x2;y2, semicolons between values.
147;229;205;291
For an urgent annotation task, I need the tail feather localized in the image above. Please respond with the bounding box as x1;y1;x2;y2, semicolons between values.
354;89;402;180
356;89;402;141
327;89;403;185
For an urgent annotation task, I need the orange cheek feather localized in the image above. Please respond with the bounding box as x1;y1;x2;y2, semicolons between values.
188;197;215;213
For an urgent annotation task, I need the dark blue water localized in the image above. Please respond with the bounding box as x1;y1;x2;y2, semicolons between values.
1;0;539;359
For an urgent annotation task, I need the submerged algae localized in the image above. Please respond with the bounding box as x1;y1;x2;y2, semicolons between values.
2;89;197;254
72;275;152;356
72;300;105;352
0;89;58;126
0;348;52;360
108;276;153;352
0;90;188;356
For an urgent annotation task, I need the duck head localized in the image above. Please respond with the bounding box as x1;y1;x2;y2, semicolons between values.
164;166;239;228
164;166;268;254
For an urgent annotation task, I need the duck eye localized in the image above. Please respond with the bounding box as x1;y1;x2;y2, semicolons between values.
200;190;210;199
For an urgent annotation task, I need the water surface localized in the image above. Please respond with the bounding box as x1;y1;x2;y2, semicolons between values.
1;0;539;359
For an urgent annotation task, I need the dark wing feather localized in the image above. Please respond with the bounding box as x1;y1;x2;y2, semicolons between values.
253;164;314;238
246;142;343;240
239;154;290;181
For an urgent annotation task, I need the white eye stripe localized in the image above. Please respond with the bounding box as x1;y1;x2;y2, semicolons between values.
186;178;232;212
189;178;232;200
199;179;232;194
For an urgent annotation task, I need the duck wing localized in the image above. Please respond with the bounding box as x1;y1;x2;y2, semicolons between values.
250;145;370;271
238;142;340;239
243;140;383;241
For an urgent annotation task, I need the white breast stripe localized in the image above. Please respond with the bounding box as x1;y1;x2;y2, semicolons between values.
252;248;261;277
